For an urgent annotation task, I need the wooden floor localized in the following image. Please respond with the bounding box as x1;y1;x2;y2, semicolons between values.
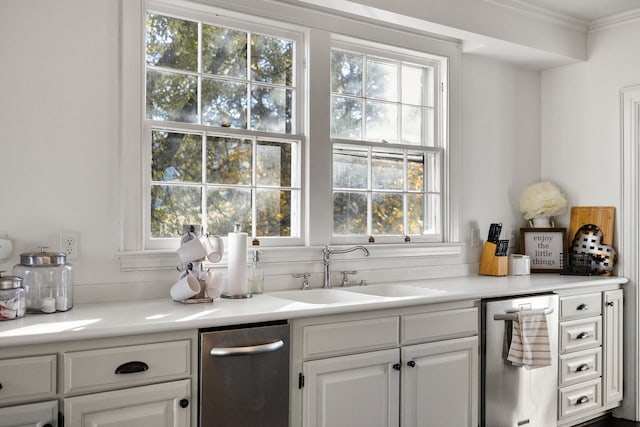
578;415;640;426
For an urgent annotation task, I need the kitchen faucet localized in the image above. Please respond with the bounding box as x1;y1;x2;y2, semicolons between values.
322;245;370;288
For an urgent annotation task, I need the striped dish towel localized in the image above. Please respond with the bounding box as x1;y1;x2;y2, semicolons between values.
506;308;551;368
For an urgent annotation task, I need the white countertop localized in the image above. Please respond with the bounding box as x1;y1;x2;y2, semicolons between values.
0;274;627;347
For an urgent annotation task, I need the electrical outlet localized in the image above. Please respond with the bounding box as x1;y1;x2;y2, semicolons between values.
59;231;80;259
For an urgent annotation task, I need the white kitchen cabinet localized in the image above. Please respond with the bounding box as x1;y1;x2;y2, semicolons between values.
401;336;477;427
603;289;623;405
64;379;190;427
291;301;479;427
0;331;197;427
0;400;58;427
557;287;624;426
303;349;399;427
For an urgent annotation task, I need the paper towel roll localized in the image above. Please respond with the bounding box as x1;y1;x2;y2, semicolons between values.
226;232;248;296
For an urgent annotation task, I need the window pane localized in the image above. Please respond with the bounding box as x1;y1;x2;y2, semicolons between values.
251;34;293;86
257;140;293;187
372;151;403;190
426;151;439;192
151;185;201;238
407;153;424;192
372;192;403;234
331;51;363;96
146;13;198;72
425;107;435;147
146;70;197;123
365;101;397;143
206;136;252;185
402;65;423;105
366;59;397;102
407;193;424;235
250;85;292;133
402;105;423;146
333;147;368;189
331;96;362;139
151;131;201;182
256;189;292;236
201;78;248;128
333;192;367;235
426;193;440;234
207;188;251;234
202;25;247;78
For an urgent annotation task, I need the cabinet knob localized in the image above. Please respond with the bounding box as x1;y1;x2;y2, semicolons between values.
407;360;416;368
180;398;189;408
577;303;589;311
0;382;3;390
392;363;402;371
607;301;615;307
576;396;589;405
43;424;52;427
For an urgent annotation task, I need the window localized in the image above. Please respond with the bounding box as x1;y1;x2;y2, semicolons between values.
144;9;302;246
330;41;445;242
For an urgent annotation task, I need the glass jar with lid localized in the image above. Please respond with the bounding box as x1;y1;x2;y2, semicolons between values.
0;271;26;320
13;247;73;313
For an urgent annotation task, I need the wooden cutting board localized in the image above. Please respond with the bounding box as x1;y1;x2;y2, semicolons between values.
568;206;615;245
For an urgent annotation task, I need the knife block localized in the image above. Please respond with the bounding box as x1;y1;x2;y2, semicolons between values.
479;242;508;276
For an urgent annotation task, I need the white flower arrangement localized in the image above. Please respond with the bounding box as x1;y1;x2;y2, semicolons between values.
518;181;568;220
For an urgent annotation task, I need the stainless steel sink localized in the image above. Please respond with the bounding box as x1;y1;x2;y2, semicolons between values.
272;289;382;305
343;284;448;298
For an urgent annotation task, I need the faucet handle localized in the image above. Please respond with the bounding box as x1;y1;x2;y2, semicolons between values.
292;273;311;290
340;270;358;287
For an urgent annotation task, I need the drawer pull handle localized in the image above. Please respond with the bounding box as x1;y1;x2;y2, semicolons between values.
43;424;52;427
576;396;589;405
407;360;416;368
0;382;3;390
577;304;589;311
211;340;284;356
576;363;590;372
179;399;189;408
577;332;590;340
115;361;149;374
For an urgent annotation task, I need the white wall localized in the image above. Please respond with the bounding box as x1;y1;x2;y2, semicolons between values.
0;0;541;300
461;54;541;260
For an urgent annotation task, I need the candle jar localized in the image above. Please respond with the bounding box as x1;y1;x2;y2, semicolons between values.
13;248;73;313
0;271;26;320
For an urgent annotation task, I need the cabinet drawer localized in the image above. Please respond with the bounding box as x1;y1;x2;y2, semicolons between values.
0;400;58;427
64;340;190;394
560;317;602;353
303;317;399;359
560;293;602;320
0;355;56;405
559;378;602;420
559;347;601;386
401;307;478;345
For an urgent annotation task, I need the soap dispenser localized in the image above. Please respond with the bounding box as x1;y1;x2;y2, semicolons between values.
248;249;264;294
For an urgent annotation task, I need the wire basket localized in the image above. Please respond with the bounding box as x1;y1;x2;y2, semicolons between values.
560;252;593;276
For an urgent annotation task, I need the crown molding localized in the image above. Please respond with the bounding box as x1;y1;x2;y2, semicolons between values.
485;0;588;33
589;8;640;33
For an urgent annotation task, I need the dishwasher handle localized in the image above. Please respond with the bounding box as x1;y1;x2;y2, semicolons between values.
494;307;553;321
210;339;284;357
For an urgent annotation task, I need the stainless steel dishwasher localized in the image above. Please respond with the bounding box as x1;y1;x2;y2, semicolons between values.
199;320;290;426
482;294;559;427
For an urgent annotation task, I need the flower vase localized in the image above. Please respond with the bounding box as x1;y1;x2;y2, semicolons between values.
529;216;554;228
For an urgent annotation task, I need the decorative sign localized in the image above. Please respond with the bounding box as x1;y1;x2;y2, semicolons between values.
520;228;567;273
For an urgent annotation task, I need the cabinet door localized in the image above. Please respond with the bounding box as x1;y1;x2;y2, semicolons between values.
64;380;190;427
302;348;399;427
603;289;623;405
0;400;58;427
401;336;478;427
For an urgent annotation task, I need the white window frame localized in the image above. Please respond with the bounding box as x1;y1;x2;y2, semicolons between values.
142;1;306;249
119;0;462;271
329;37;446;244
